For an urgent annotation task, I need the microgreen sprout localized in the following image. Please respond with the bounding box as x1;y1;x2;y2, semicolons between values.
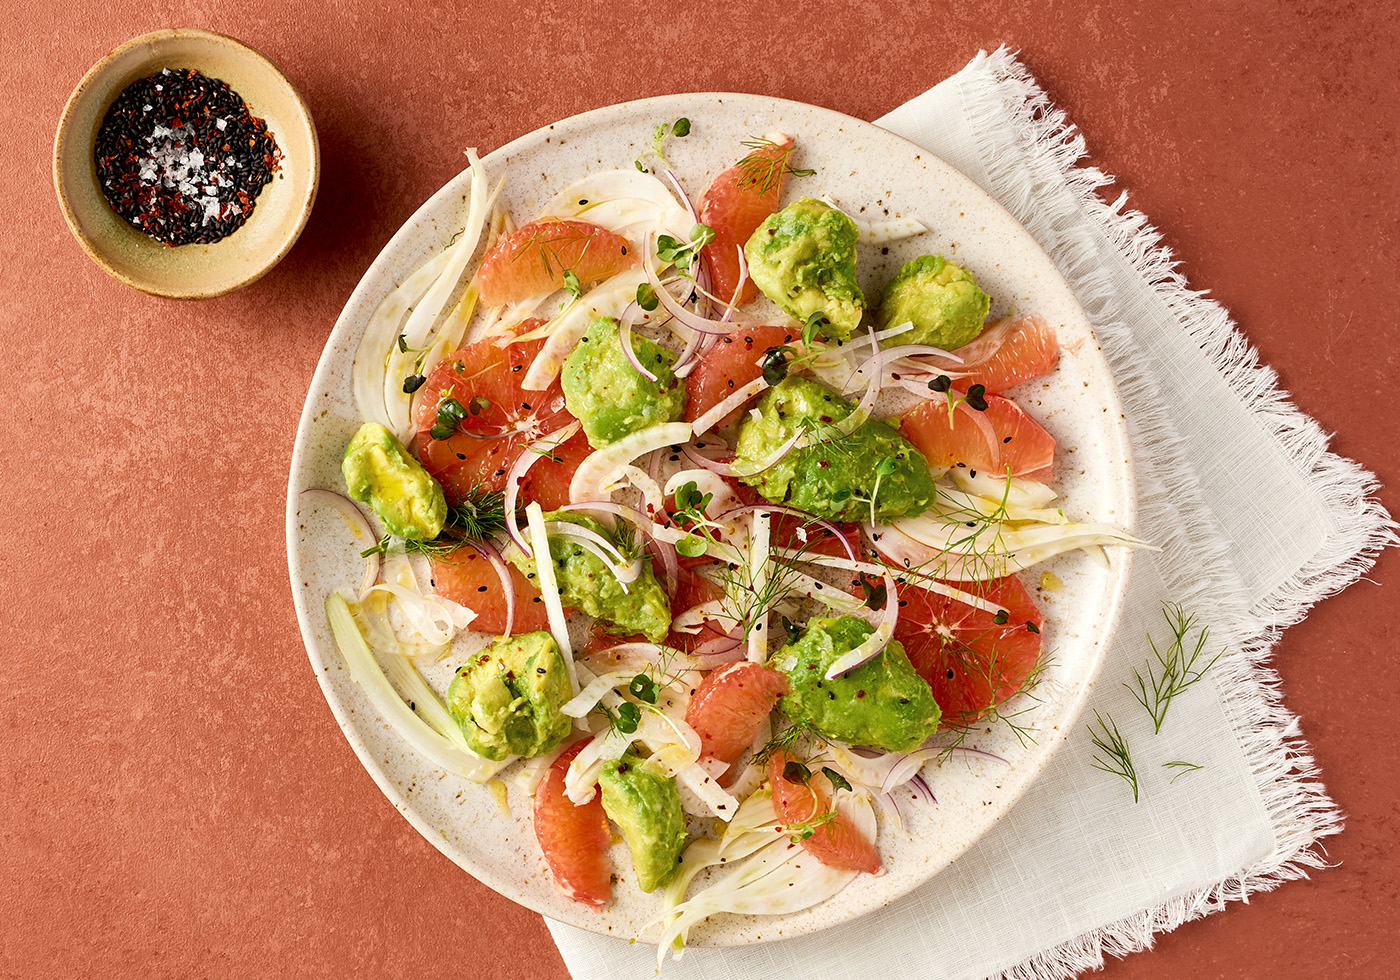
397;334;436;394
868;454;898;525
635;118;691;171
430;397;469;440
629;673;658;704
656;223;716;271
781;615;803;645
606;701;642;735
821;767;852;793
856;572;888;611
636;282;659;311
783;760;811;784
760;346;791;386
563;269;582;299
1127;604;1224;734
927;375;989;421
801;311;831;347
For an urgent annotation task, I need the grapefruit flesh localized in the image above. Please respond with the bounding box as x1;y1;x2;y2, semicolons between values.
428;544;553;635
899;392;1055;481
414;321;580;508
894;575;1044;726
697;136;795;308
533;739;613;908
685;661;789;770
767;751;881;874
952;313;1058;393
478;219;636;306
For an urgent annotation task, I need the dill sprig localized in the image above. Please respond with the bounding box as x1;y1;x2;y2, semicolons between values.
735;137;815;194
1127;604;1224;733
936;647;1053;759
1163;760;1203;784
1088;709;1139;802
359;485;508;560
504;222;598;279
753;720;821;767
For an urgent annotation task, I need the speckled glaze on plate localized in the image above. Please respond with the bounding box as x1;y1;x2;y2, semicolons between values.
286;94;1135;946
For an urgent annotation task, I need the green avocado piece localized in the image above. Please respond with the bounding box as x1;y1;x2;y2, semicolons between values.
732;377;938;523
876;254;991;350
342;422;447;540
744;198;864;341
562;316;686;448
598;751;687;893
508;511;671;643
446;631;573;761
772;616;942;752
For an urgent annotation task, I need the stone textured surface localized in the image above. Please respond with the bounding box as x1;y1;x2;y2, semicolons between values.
2;1;1396;978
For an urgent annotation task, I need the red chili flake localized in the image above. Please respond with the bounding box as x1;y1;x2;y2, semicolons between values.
93;67;282;246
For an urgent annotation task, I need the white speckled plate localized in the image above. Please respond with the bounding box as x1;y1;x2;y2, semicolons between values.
286;94;1135;946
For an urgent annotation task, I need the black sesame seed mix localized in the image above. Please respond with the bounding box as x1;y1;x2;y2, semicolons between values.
94;68;282;247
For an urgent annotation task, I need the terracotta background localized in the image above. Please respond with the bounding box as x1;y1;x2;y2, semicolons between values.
3;1;1396;978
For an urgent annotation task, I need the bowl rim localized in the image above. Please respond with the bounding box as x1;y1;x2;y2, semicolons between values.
52;27;320;300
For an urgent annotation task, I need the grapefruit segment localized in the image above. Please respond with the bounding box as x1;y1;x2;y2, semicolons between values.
899;392;1055;480
684;323;798;424
952;312;1058;393
894;576;1044;726
698;136;795;308
768;751;880;874
534;739;612;908
685;662;789;771
428;545;553;635
478;219;637;306
413;321;580;508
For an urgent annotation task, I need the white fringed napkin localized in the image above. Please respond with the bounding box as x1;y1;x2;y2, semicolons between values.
546;49;1394;980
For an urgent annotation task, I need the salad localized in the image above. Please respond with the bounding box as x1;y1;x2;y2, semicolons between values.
300;120;1142;960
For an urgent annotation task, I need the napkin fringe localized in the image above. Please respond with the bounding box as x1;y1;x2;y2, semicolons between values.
955;46;1376;980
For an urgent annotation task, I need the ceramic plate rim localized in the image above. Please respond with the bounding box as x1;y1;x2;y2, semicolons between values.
286;92;1136;944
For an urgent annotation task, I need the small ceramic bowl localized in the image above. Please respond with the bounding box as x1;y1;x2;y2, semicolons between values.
53;28;319;299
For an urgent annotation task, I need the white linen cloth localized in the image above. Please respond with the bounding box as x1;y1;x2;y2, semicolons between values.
546;48;1395;980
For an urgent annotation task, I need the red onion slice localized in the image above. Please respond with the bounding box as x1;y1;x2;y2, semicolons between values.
822;565;900;679
618;310;659;383
691;376;769;435
640;233;766;337
503;421;582;557
712;503;858;563
462;537;515;639
680;431;802;479
300;488;381;596
908;773;937;806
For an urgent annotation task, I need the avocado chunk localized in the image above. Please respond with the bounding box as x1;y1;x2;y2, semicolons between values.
744;198;864;341
732;377;937;523
772;616;941;752
342;422;447;540
598;751;687;893
876;254;991;350
562;316;686;448
507;511;671;643
446;631;573;761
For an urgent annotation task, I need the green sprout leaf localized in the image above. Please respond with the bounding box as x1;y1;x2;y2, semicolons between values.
629;673;657;704
821;767;852;793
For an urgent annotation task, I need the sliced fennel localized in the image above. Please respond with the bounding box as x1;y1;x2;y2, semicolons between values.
649;791;875;965
882;513;1152;581
325;593;507;783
